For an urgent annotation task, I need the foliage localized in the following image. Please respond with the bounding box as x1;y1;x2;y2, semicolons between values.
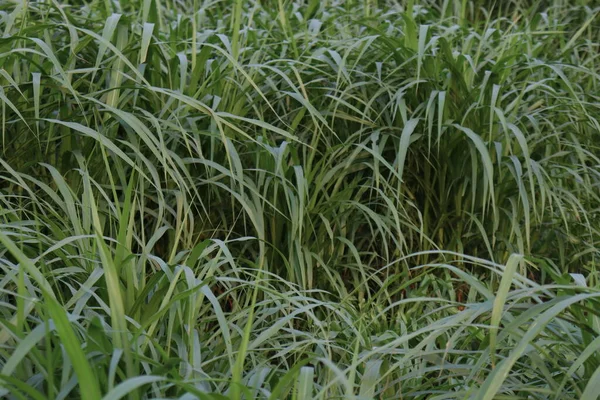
0;0;599;398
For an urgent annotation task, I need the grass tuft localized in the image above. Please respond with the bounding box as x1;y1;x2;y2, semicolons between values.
1;0;599;398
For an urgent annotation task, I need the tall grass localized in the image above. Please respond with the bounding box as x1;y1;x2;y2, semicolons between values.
0;0;599;398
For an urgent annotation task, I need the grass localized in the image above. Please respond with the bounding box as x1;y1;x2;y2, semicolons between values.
0;0;599;398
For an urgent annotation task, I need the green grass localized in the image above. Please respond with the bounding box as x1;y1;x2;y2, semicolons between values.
0;0;599;398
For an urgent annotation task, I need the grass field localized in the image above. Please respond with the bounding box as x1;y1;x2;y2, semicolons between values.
0;0;599;398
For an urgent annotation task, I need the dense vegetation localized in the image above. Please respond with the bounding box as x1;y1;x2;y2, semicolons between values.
0;0;599;398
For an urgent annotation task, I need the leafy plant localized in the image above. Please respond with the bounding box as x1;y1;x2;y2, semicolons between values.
0;0;598;398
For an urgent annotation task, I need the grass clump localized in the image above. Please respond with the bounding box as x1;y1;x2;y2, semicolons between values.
0;0;599;398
